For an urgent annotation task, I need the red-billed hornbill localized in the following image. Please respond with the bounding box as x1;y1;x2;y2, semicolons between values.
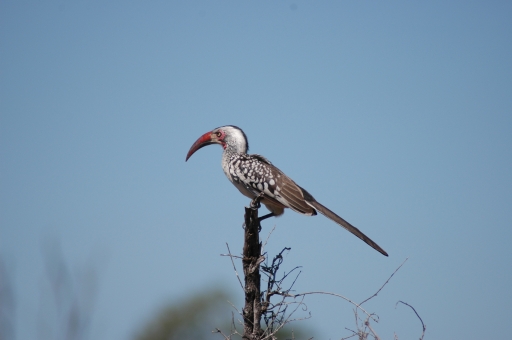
186;125;388;256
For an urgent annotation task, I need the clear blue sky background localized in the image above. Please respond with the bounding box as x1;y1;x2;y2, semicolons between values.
2;1;511;339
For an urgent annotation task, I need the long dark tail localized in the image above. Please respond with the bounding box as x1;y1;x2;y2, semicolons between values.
305;199;388;257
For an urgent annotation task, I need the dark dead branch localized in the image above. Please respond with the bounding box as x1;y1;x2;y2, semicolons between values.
241;195;265;339
396;301;426;340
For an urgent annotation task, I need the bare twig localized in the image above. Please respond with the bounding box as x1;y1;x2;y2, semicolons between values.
360;257;408;306
261;225;277;253
260;247;304;336
291;291;374;320
214;310;243;339
365;317;381;340
262;295;309;340
213;327;231;340
396;301;426;340
341;327;358;340
226;300;242;317
224;243;244;290
220;253;243;260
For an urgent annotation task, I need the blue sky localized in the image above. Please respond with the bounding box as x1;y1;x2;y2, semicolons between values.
1;1;511;339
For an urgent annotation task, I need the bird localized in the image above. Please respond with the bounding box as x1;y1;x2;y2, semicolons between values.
185;125;388;256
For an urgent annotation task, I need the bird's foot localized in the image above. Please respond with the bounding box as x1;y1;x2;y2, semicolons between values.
250;193;265;210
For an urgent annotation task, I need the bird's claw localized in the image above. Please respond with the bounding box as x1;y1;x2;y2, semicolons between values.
250;192;265;210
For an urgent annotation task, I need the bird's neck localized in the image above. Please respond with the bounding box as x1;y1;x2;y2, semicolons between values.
221;141;246;175
223;138;247;156
220;147;239;182
222;146;245;163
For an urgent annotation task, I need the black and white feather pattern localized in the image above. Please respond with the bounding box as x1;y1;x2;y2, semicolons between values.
225;153;316;215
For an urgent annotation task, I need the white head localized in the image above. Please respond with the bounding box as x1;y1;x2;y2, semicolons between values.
186;125;249;161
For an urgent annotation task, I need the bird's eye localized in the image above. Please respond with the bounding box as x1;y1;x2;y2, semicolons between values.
216;131;222;138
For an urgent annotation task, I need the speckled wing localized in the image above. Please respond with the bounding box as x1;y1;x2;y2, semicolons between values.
228;154;316;216
270;167;317;215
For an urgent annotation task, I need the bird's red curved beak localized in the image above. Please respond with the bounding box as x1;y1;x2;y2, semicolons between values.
186;131;215;161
